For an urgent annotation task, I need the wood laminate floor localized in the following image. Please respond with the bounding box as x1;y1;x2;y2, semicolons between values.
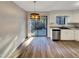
10;37;79;58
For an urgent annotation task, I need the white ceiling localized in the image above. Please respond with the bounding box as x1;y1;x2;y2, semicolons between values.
14;1;79;12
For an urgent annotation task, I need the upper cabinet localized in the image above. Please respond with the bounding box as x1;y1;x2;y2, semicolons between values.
68;11;79;23
73;14;79;23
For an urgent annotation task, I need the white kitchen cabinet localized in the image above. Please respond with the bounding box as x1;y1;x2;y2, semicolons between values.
61;29;79;41
61;29;74;40
74;30;79;41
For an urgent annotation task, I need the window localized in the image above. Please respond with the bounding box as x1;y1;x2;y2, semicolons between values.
56;16;67;25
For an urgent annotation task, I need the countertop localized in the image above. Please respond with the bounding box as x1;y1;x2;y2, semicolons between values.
49;25;79;30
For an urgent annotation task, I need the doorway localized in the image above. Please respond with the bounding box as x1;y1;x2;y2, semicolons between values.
31;16;47;37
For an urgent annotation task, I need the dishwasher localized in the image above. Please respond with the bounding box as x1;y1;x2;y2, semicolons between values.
52;29;60;41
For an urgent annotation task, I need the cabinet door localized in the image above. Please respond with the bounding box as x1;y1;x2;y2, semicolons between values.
75;30;79;41
61;30;74;40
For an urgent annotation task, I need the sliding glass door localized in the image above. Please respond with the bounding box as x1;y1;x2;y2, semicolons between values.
31;16;47;37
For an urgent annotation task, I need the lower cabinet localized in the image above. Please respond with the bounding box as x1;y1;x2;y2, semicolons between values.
61;29;79;41
61;29;74;40
74;30;79;41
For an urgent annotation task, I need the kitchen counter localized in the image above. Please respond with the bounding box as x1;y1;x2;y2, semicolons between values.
49;25;79;29
49;24;79;41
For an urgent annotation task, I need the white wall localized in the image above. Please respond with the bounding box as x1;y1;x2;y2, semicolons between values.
0;2;27;57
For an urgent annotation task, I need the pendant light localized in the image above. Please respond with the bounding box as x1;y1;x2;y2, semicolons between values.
30;1;40;20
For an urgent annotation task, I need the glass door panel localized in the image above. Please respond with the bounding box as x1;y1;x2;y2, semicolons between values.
31;16;47;37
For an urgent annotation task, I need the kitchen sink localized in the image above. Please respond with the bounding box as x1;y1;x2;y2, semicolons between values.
59;27;70;29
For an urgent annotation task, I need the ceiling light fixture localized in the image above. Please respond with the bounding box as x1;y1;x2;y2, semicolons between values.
30;1;40;20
